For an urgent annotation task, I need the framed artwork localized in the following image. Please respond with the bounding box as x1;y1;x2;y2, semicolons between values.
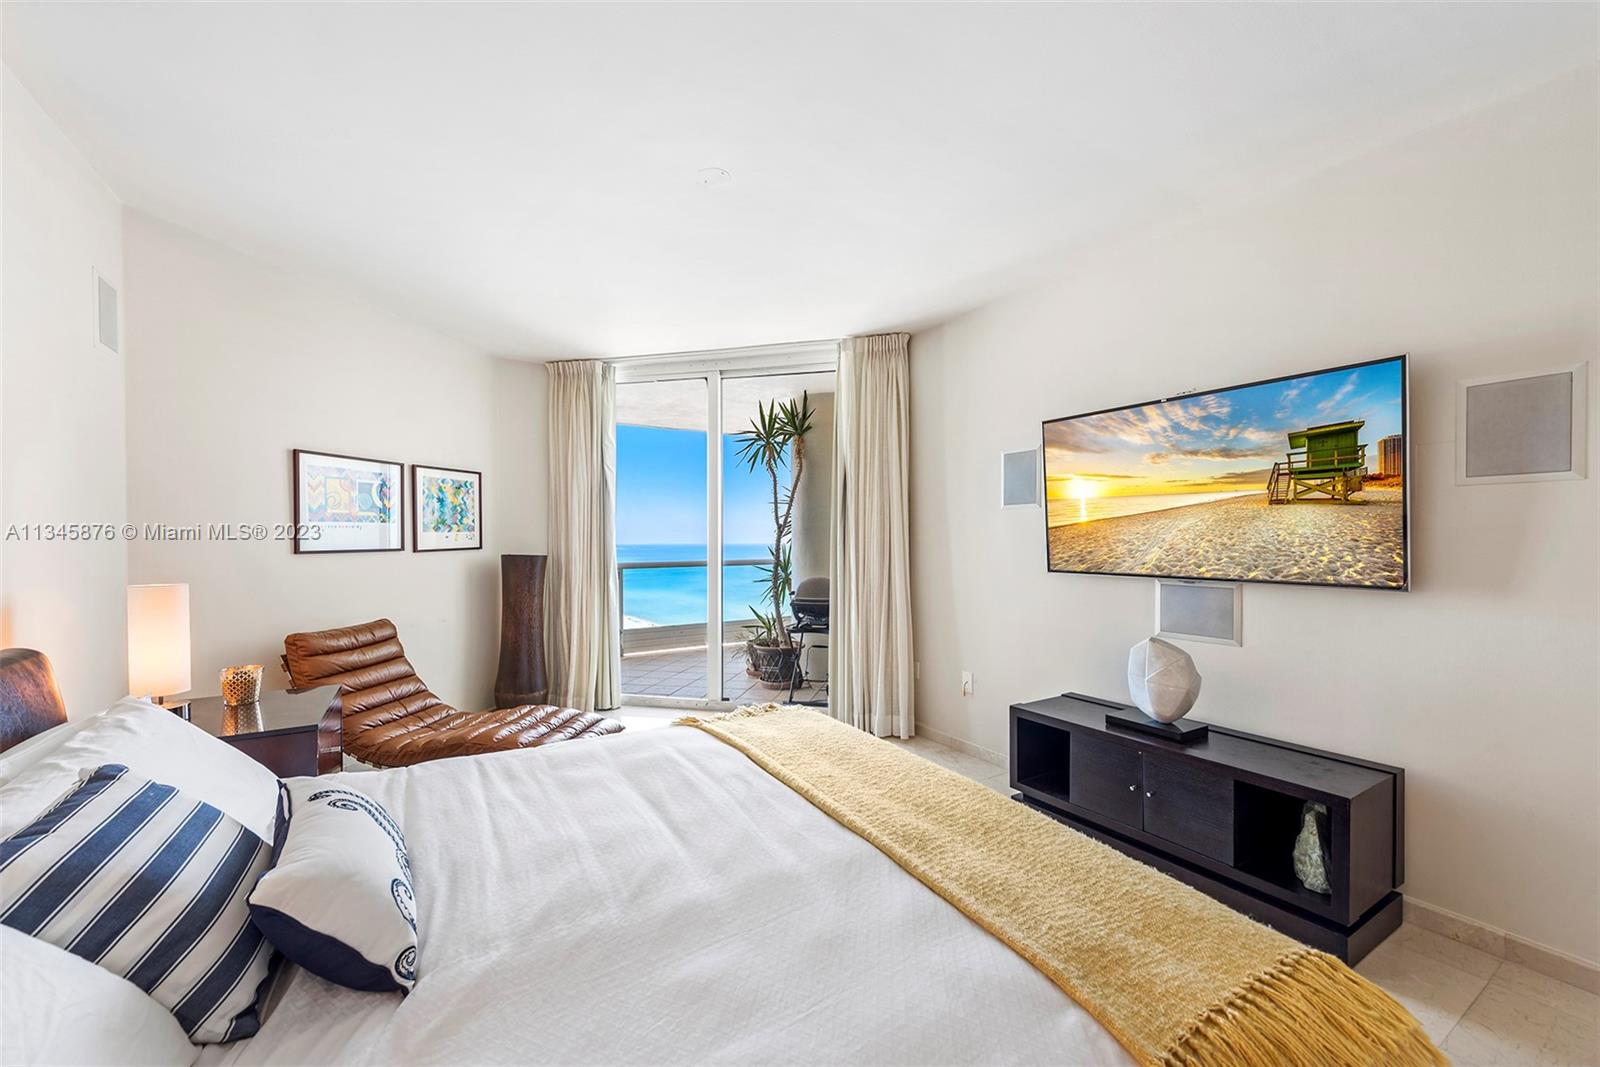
411;464;483;552
291;449;404;554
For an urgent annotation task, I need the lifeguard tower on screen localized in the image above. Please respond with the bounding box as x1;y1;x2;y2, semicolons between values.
1267;420;1368;504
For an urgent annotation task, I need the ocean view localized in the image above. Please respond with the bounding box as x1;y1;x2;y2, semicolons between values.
618;543;773;627
1047;489;1264;528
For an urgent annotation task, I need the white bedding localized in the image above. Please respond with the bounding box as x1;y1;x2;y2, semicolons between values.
199;727;1132;1066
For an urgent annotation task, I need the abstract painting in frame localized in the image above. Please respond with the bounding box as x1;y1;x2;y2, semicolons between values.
411;464;482;552
292;449;404;553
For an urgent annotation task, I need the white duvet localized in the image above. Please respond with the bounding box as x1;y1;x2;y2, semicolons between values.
200;726;1132;1067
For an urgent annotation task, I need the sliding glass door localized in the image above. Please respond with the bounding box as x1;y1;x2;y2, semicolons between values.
719;370;834;706
615;352;834;709
615;378;711;701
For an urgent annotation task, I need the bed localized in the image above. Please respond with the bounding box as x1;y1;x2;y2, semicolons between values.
0;648;1438;1067
202;727;1134;1067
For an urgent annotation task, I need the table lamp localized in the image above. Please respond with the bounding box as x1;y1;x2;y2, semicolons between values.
127;583;192;717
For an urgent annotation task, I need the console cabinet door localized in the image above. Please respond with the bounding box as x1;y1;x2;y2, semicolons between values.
1068;732;1142;827
1141;753;1234;864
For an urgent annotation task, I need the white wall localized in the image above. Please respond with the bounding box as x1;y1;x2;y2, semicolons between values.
123;212;545;711
491;356;549;558
1;69;128;715
910;71;1598;964
793;391;835;588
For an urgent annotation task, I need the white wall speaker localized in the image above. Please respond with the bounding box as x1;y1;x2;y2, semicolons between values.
1456;364;1587;484
93;268;119;354
1156;579;1242;646
1001;447;1041;508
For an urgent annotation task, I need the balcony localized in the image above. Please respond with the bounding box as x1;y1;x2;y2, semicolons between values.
620;558;827;705
616;368;834;708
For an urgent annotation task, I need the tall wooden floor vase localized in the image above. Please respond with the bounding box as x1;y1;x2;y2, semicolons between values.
494;554;550;708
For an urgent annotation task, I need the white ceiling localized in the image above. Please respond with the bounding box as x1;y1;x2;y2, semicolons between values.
4;3;1593;360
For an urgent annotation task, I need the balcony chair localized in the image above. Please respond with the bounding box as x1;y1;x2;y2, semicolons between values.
283;618;622;769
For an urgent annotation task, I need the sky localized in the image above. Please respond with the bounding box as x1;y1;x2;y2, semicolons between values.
1043;358;1404;499
616;424;782;547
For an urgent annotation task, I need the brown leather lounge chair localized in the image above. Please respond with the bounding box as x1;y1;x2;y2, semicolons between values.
283;618;622;769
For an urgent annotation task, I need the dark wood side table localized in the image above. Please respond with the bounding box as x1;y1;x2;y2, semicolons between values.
185;686;343;778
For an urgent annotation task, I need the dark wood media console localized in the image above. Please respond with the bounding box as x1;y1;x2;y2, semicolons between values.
1010;693;1404;963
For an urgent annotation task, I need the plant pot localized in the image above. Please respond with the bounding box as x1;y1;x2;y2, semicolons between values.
748;644;801;690
744;640;761;678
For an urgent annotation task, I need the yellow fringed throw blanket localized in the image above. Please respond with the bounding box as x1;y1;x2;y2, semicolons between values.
677;705;1445;1067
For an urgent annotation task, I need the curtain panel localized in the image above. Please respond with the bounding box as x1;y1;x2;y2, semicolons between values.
830;333;915;738
546;359;621;712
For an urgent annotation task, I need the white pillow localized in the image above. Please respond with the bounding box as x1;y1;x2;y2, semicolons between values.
0;714;96;786
249;779;417;993
0;699;277;841
0;925;199;1066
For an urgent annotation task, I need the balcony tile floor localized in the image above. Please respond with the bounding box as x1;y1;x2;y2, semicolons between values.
622;643;826;705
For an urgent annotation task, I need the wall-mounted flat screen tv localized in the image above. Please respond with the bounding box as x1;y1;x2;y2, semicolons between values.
1042;354;1408;590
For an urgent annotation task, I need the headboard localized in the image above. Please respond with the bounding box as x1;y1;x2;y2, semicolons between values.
0;649;69;752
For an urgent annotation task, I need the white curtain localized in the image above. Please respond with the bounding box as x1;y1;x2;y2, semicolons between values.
830;333;914;738
546;360;621;712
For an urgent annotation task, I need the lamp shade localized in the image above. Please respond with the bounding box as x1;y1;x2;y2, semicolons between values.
127;583;191;699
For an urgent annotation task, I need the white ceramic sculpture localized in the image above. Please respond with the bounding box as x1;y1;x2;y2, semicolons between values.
1127;636;1202;723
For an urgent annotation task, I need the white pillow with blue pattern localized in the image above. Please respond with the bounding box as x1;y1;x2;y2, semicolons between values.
0;763;277;1044
248;779;417;992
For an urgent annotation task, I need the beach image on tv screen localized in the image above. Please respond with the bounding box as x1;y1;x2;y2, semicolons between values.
1043;356;1406;588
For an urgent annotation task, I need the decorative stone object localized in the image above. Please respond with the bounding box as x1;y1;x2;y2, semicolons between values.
1294;801;1333;894
1126;636;1201;723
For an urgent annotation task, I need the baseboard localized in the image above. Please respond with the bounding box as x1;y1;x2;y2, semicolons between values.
1404;897;1600;994
913;723;1005;769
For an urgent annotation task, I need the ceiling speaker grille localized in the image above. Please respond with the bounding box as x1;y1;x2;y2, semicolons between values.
1157;581;1241;645
1457;364;1586;484
1463;372;1571;477
95;273;119;353
1002;448;1039;507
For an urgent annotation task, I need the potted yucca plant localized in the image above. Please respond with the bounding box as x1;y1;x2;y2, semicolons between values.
741;545;793;678
735;393;813;689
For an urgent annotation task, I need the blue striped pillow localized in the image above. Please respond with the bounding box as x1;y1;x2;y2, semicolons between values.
0;764;277;1044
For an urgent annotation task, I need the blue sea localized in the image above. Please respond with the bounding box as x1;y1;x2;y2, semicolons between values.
618;543;774;627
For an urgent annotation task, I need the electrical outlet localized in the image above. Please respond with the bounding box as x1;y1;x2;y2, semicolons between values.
960;671;973;697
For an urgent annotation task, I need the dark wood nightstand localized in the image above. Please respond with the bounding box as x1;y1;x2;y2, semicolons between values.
185;687;343;778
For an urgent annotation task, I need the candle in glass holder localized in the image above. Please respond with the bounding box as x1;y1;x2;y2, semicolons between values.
219;664;263;706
